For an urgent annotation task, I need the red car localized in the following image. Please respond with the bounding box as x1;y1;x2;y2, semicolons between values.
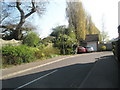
77;46;86;53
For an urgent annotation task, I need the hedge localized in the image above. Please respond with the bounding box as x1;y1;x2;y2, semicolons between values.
2;44;61;66
2;45;35;65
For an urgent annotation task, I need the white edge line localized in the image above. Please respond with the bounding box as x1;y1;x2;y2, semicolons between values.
1;56;74;79
1;52;101;79
14;69;58;90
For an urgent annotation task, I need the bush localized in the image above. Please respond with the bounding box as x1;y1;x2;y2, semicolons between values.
23;32;40;47
37;44;45;49
44;47;60;57
100;45;107;51
34;47;60;59
54;34;76;55
34;50;45;59
2;45;35;65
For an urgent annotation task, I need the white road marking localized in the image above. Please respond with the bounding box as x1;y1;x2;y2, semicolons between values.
1;52;104;79
14;69;58;90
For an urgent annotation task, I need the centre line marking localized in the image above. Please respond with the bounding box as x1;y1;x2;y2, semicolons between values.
14;69;58;90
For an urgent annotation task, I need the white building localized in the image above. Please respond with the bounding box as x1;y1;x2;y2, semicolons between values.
86;34;99;51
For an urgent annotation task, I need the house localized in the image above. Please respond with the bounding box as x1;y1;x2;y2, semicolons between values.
86;34;99;51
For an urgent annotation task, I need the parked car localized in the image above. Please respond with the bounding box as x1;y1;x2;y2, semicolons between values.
77;46;86;53
85;47;94;52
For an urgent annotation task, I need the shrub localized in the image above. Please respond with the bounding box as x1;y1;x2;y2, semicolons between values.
100;45;107;51
2;45;35;65
44;47;60;57
54;34;76;55
65;48;73;55
34;47;60;59
34;50;45;59
37;44;45;49
23;32;40;47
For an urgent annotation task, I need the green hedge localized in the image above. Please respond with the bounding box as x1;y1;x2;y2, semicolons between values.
34;47;60;59
2;45;35;65
2;44;60;66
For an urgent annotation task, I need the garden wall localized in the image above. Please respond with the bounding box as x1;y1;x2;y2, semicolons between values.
0;39;22;46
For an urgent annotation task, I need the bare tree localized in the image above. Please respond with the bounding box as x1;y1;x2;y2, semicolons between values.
0;0;47;40
100;15;109;43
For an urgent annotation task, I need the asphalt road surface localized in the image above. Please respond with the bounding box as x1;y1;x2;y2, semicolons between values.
2;51;119;89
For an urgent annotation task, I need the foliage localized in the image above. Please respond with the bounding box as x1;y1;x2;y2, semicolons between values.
66;1;100;44
41;36;56;46
100;45;107;51
2;45;35;65
50;25;66;38
37;43;46;49
23;32;40;47
54;34;76;54
66;1;87;42
43;47;60;57
50;26;77;55
99;31;109;43
1;1;47;40
34;46;60;59
86;15;100;35
2;43;60;66
42;36;55;43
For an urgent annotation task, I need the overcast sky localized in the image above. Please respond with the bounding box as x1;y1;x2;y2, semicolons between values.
33;0;119;39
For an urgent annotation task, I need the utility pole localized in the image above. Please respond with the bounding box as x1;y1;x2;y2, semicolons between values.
62;26;65;55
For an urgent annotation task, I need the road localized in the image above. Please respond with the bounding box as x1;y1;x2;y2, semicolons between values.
2;51;119;89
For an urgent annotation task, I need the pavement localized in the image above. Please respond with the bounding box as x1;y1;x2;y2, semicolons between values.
1;51;119;88
79;54;119;88
1;52;102;80
1;55;78;79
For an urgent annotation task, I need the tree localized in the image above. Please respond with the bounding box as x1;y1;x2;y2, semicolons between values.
100;31;109;43
100;15;109;43
23;32;40;47
50;25;77;55
86;15;93;34
50;25;66;38
2;22;36;40
1;0;47;40
86;14;100;35
66;1;87;44
66;1;101;45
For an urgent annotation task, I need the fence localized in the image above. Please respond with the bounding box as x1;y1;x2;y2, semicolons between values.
0;39;22;47
112;39;120;61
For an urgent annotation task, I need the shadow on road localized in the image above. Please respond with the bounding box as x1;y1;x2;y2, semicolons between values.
118;60;120;89
79;55;119;88
2;55;119;89
2;62;95;89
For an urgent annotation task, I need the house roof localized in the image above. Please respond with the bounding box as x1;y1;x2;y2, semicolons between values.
86;34;99;42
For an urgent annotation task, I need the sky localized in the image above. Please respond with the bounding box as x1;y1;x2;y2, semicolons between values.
16;0;119;39
82;0;119;40
34;0;68;38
